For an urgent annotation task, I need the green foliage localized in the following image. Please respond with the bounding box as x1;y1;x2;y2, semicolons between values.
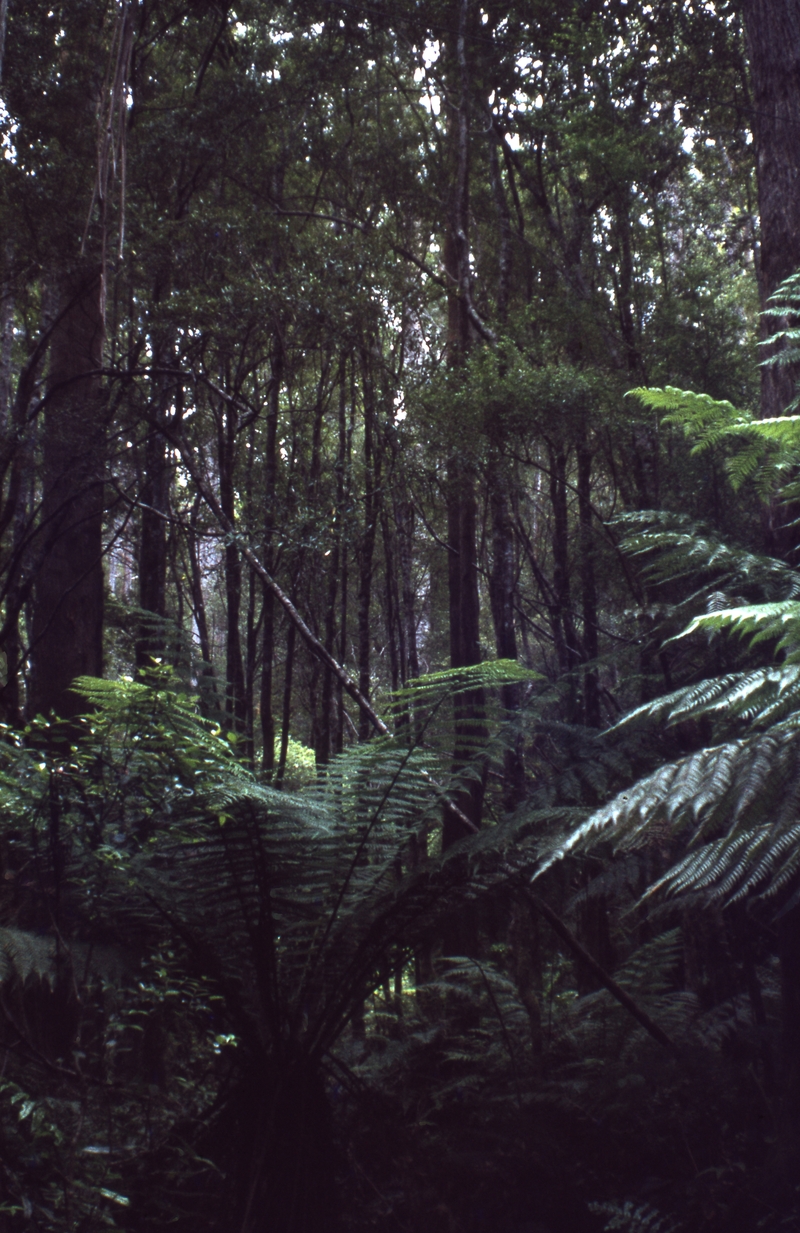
540;507;800;913
628;382;800;501
0;662;552;1228
588;1201;683;1232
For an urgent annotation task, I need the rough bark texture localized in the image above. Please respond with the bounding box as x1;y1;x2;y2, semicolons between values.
743;0;800;421
577;443;600;728
356;353;381;743
136;331;174;665
219;402;247;730
29;264;105;719
260;338;281;774
441;0;487;849
488;461;525;809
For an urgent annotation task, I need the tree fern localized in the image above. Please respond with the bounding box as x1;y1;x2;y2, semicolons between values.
588;1200;683;1232
0;662;548;1232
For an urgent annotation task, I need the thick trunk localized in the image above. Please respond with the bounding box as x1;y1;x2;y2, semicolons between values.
441;0;486;849
443;456;487;847
30;264;105;719
228;1060;340;1233
742;0;800;422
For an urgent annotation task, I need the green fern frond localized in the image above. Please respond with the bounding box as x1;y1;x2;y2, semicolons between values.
626;386;745;440
539;727;800;868
679;602;800;661
614;512;800;599
588;1199;683;1232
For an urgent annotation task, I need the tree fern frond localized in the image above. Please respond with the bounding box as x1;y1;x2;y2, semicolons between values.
0;929;55;985
612;511;800;599
537;728;800;887
626;386;745;439
679;602;800;661
588;1199;683;1232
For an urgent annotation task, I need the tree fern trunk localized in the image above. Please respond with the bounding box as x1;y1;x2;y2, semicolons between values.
230;1061;341;1233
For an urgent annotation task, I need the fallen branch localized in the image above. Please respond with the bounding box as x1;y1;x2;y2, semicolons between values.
528;893;678;1054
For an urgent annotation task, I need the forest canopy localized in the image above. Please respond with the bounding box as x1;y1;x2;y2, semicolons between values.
1;1;800;1231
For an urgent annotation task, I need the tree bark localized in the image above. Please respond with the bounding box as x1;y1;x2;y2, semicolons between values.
29;264;106;719
742;0;800;421
442;0;487;849
577;442;600;728
260;337;282;774
218;400;247;731
488;458;525;809
136;330;174;666
356;349;381;743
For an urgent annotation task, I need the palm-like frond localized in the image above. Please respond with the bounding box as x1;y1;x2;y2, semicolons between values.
57;665;545;1062
539;514;800;906
588;1200;683;1233
541;726;800;881
613;511;800;600
678;601;800;662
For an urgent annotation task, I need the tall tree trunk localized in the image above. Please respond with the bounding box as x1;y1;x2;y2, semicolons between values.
187;496;219;714
742;0;800;422
442;0;486;848
29;264;105;719
260;337;282;775
396;496;419;682
381;506;401;698
549;442;580;722
577;442;600;728
742;0;800;560
488;457;525;809
276;617;296;790
356;350;381;743
136;330;174;666
316;358;349;766
219;402;246;731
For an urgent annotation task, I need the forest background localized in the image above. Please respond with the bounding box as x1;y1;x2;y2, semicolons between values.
2;1;800;1232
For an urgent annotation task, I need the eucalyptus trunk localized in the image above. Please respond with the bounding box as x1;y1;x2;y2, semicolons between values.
30;264;105;720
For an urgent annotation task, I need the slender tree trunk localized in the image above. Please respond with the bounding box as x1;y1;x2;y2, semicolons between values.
187;495;219;713
29;264;106;719
381;506;401;698
488;457;525;809
396;496;419;683
218;402;246;730
549;442;580;720
335;356;355;755
261;337;282;774
136;330;174;666
356;350;381;743
276;617;296;790
315;357;350;767
577;442;600;728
